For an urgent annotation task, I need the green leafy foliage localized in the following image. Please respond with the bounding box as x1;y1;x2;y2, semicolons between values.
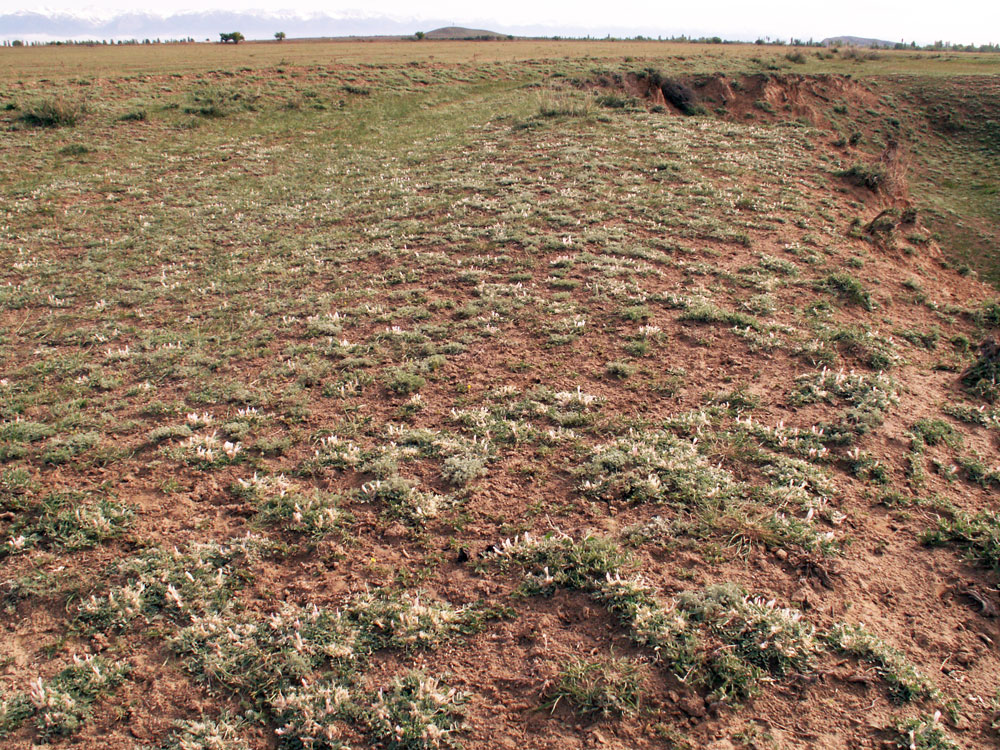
923;510;1000;571
547;656;646;716
826;623;938;702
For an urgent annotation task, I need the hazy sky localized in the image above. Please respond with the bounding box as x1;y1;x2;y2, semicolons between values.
4;1;999;45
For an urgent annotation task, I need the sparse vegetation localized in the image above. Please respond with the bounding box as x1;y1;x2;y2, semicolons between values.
837;162;886;190
826;623;938;702
923;510;1000;571
892;712;958;750
2;38;1000;750
547;656;646;716
17;98;82;127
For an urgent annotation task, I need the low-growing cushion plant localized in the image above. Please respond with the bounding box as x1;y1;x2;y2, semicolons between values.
825;623;938;702
491;533;822;704
2;656;130;740
546;656;646;717
922;510;1000;572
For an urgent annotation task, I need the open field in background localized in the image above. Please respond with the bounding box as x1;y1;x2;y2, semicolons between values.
1;40;999;750
6;39;1000;77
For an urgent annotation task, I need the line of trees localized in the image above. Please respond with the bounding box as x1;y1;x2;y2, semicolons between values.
4;34;998;52
1;32;280;46
2;37;197;46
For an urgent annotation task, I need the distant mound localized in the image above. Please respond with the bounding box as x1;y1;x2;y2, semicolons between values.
822;35;897;48
423;26;509;40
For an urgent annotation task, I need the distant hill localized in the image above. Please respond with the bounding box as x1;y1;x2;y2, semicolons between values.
424;26;509;40
0;11;456;43
821;35;898;48
0;13;519;44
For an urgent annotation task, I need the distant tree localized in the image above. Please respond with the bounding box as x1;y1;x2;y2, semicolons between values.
414;31;425;40
275;31;286;42
220;32;244;44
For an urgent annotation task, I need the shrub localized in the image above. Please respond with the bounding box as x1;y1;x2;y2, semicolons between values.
605;360;636;379
910;419;961;448
171;596;474;748
790;368;899;434
183;87;251;118
162;714;250;750
10;656;131;740
829;326;899;368
892;713;957;750
837;163;885;190
826;623;938;702
659;77;701;115
679;297;761;330
0;693;32;738
365;672;466;749
596;93;636;110
170;432;242;469
359;477;448;521
537;93;591;118
41;432;100;465
942;403;1000;429
58;144;91;156
491;535;820;704
147;424;193;444
234;473;345;536
18;99;82;128
840;47;883;61
74;536;271;632
579;430;738;506
346;590;485;650
923;510;1000;571
961;338;999;402
821;273;875;310
980;301;1000;328
385;369;426;395
440;453;486;486
620;304;651;321
548;656;645;716
7;495;134;555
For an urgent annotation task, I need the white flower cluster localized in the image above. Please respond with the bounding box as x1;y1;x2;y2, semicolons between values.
237;473;343;534
736;415;831;461
553;386;600;409
349;591;471;649
315;435;362;468
273;679;355;748
180;432;241;465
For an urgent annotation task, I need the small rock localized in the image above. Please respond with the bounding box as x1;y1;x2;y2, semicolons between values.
589;728;609;745
792;587;815;609
384;521;408;538
679;696;706;717
775;548;788;561
955;650;975;666
706;740;736;750
128;725;147;740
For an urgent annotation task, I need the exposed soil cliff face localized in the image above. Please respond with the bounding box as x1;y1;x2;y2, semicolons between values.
590;71;879;126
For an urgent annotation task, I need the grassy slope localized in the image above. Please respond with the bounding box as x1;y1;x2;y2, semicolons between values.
0;42;999;750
